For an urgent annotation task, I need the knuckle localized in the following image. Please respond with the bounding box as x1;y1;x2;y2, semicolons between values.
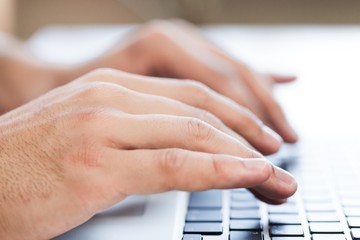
72;141;106;168
246;120;263;138
210;154;245;186
255;160;273;182
240;108;255;124
193;108;222;130
239;108;263;133
68;106;120;132
86;68;117;80
71;107;106;125
182;80;212;107
147;19;167;29
250;150;264;159
79;68;130;84
186;118;214;142
142;20;172;42
210;154;229;183
76;81;128;101
243;107;263;125
158;149;184;172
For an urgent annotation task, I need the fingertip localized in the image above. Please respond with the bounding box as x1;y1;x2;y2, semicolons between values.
260;126;283;155
274;166;298;197
282;126;299;144
248;165;297;203
250;190;289;205
271;74;297;83
274;118;298;144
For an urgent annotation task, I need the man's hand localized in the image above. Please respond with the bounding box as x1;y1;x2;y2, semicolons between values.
0;20;297;153
73;20;298;143
0;69;297;240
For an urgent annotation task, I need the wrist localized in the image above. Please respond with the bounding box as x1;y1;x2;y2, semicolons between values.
46;37;156;85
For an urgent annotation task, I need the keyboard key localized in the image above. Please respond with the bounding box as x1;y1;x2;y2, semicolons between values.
284;196;297;204
182;234;202;240
347;217;360;227
302;187;329;195
230;209;260;219
309;222;343;233
230;231;262;240
231;189;248;194
352;228;360;240
269;214;301;225
271;238;305;240
304;202;336;212
312;234;346;240
230;220;262;230
341;198;360;207
270;225;304;236
186;210;222;222
268;205;298;214
184;223;222;235
303;194;332;203
188;191;222;209
339;190;360;199
231;201;259;209
307;212;339;222
344;207;360;217
232;193;257;202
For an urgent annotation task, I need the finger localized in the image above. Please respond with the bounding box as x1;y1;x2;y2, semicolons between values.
83;70;282;154
69;79;253;148
165;81;282;155
249;166;298;204
185;39;298;143
233;66;298;143
102;113;261;158
163;87;277;153
141;21;297;143
103;148;297;203
258;73;297;89
250;190;287;205
268;73;297;84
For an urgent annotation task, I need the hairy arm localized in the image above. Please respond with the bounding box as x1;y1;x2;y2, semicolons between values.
0;33;62;113
0;69;296;239
0;0;15;33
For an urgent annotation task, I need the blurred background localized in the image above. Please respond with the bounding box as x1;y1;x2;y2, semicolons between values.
1;0;360;39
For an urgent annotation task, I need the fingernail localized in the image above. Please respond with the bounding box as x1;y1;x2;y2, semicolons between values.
288;126;298;142
263;125;282;144
283;122;298;143
275;166;296;185
262;126;283;154
243;159;269;171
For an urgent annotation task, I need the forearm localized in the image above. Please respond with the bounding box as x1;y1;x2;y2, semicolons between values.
0;33;68;113
0;0;15;33
59;38;153;84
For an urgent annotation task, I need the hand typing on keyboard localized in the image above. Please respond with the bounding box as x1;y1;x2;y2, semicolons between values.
0;69;297;239
0;17;299;240
0;20;297;154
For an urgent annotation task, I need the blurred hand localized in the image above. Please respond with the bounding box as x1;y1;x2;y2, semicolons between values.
80;20;298;143
0;69;297;240
0;32;57;114
1;20;297;151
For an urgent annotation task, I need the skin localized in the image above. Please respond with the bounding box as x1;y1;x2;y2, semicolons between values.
0;19;298;239
0;20;297;145
0;69;297;240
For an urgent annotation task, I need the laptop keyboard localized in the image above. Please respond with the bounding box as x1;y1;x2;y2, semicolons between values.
182;143;360;240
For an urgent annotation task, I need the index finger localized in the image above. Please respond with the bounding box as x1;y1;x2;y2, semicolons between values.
103;148;297;203
82;69;283;154
237;66;298;143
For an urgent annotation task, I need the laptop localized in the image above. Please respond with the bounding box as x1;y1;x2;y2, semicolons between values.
29;25;360;240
